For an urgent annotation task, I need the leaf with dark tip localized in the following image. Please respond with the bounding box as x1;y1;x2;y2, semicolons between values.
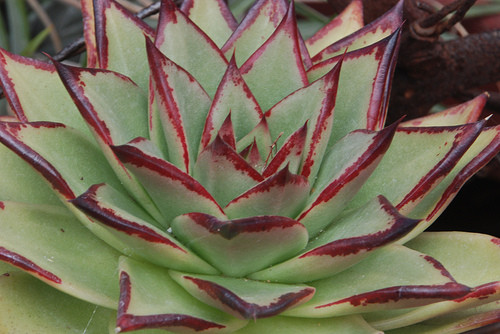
171;213;308;277
366;232;500;331
401;93;487;127
312;0;403;63
250;196;419;283
217;112;236;150
71;184;218;275
112;142;225;223
284;245;471;317
181;0;237;48
306;0;364;58
224;166;309;219
298;123;397;236
94;0;154;91
347;122;485;218
0;48;91;139
81;0;98;68
194;136;264;207
199;56;263;152
170;271;315;319
116;257;246;333
309;29;401;147
221;0;288;65
0;121;124;200
0;201;120;308
240;1;308;112
241;139;263;171
156;0;228;98
235;117;272;164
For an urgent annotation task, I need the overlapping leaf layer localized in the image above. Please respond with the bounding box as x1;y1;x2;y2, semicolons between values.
0;0;499;333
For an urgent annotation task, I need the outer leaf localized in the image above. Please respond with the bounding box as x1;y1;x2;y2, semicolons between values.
284;245;470;318
250;196;419;283
81;0;98;67
305;0;364;57
72;184;218;275
298;123;397;236
156;0;228;98
0;271;113;333
116;257;247;333
233;315;383;334
367;232;500;331
240;1;308;112
94;0;154;91
171;213;308;277
312;0;403;63
0;201;120;308
112;142;225;223
224;167;309;219
308;29;401;145
194;136;264;207
147;38;211;173
401;93;487;127
169;271;315;319
221;0;288;66
181;0;237;48
199;56;263;152
0;49;91;139
347;122;484;216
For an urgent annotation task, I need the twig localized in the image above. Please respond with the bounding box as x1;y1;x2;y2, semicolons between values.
26;0;63;52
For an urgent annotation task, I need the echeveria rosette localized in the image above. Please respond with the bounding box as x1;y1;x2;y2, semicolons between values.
0;0;499;333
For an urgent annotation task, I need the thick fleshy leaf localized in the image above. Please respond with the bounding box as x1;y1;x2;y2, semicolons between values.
234;315;383;334
240;1;308;112
71;184;218;275
366;232;500;331
401;93;487;127
235;117;273;164
224;167;309;219
284;245;470;318
347;122;484;215
0;271;113;333
398;125;500;242
305;0;364;57
94;0;154;91
221;0;288;65
0;49;91;138
171;213;308;277
309;29;401;146
0;141;61;206
147;38;211;172
0;121;125;200
200;56;263;152
250;196;419;283
0;201;120;308
81;0;99;67
156;0;228;98
169;271;315;319
116;257;246;333
312;0;403;63
54;62;148;146
298;123;397;236
180;0;237;48
112;142;225;223
194;136;264;207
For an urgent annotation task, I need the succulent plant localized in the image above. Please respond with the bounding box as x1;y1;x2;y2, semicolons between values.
0;0;499;333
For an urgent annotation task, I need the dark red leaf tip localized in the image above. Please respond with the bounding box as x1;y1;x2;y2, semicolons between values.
0;247;61;283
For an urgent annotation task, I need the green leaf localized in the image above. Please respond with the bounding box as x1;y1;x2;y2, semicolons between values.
284;245;470;317
0;49;92;139
116;256;247;333
6;0;29;54
72;184;218;275
181;0;237;47
240;1;308;112
171;213;308;277
250;196;419;283
156;0;228;98
94;0;154;92
305;0;364;57
0;271;113;333
0;201;120;308
169;271;315;319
